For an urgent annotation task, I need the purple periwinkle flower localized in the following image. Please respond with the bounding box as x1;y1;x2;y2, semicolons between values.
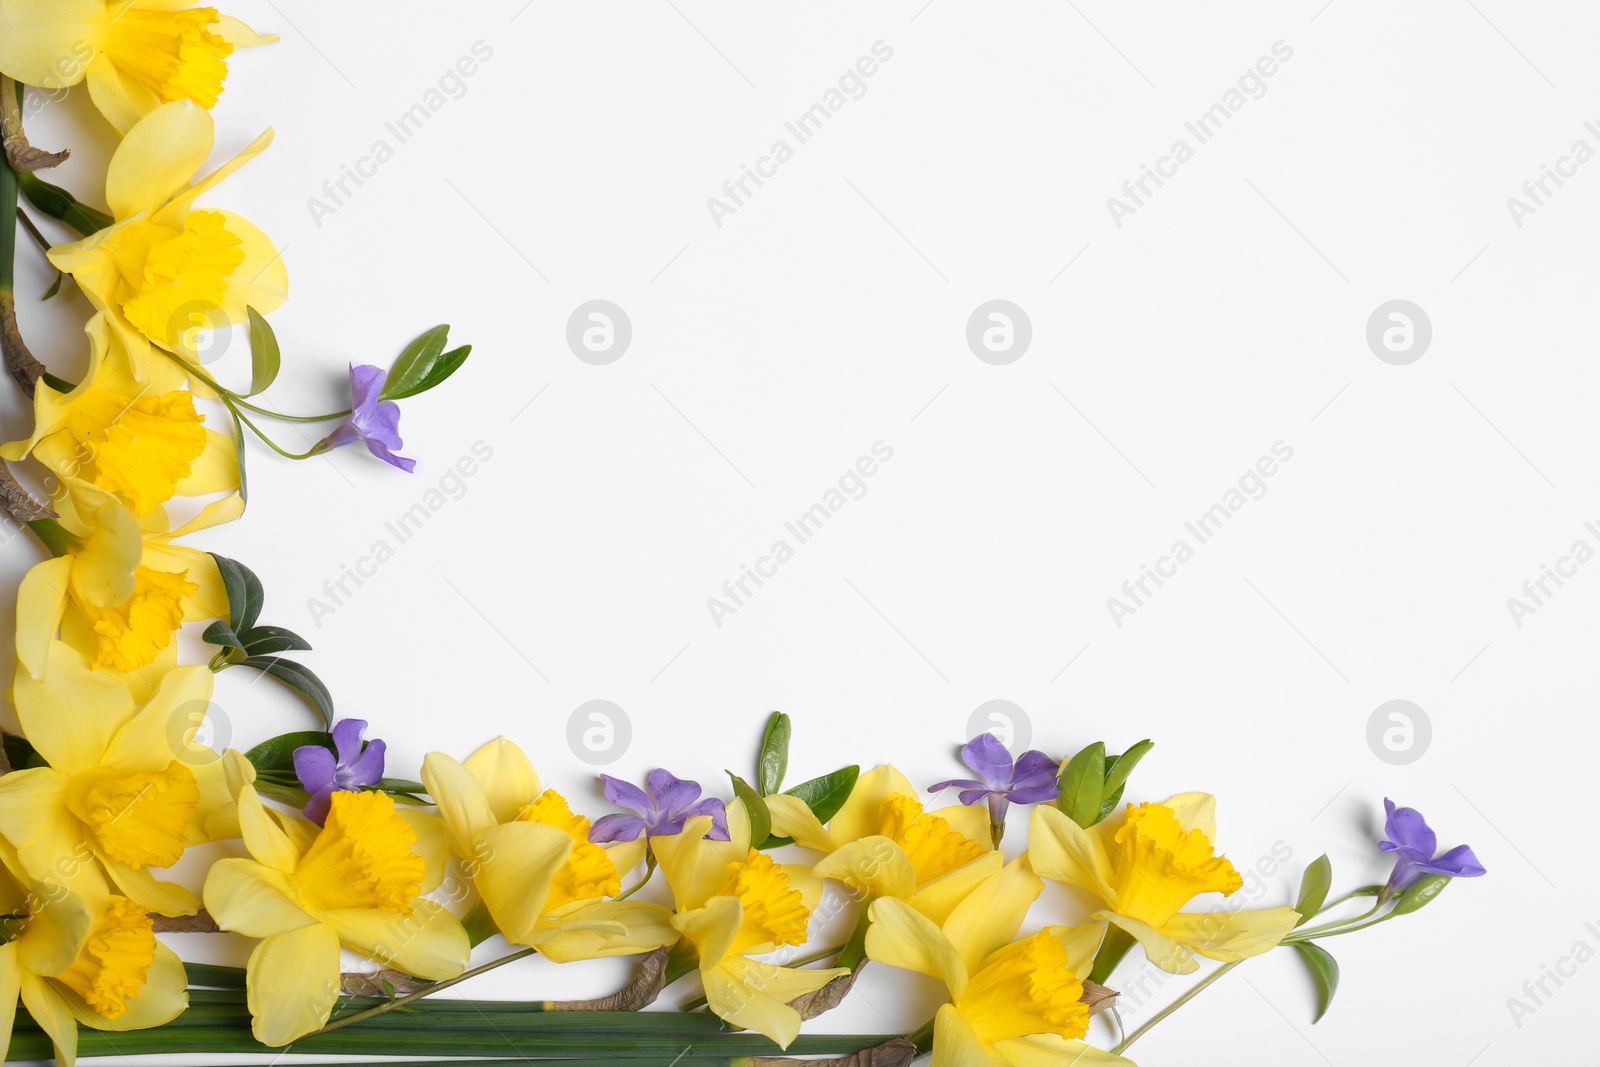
1378;798;1486;895
589;769;729;843
313;364;415;472
929;733;1059;837
294;718;387;826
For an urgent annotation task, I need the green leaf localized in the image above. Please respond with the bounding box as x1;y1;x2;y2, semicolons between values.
228;406;248;507
239;624;313;656
1057;742;1107;828
2;734;48;771
1102;739;1154;797
1292;941;1339;1023
1391;874;1450;915
786;765;858;825
1294;855;1333;927
245;730;333;774
202;619;246;654
242;656;333;726
381;325;466;401
209;554;264;632
245;307;281;396
757;713;791;796
374;777;427;795
727;772;771;848
1096;782;1126;824
42;270;64;300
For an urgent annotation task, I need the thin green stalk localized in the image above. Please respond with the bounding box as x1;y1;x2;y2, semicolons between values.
307;946;537;1036
1112;959;1241;1055
1284;911;1396;944
226;399;322;459
1287;901;1387;941
230;395;350;422
615;851;658;901
833;899;873;972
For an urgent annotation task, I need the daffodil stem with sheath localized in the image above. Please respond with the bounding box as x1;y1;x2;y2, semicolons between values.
306;946;537;1036
1087;923;1135;985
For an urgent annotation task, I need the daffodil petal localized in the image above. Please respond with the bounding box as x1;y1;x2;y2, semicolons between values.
1028;806;1117;907
1093;910;1197;975
0;945;20;1062
943;856;1043;975
0;770;84;885
20;973;77;1065
765;793;836;852
202;858;316;938
84;52;162;136
470;821;569;945
1161;906;1300;962
173;429;240;496
247;923;341;1046
529;900;677;962
101;858;197;918
909;850;1003;927
397;808;449;894
1157;793;1218;840
16;887;93;977
930;1003;987;1067
1043;924;1106;977
100;664;213;771
829;765;918;844
11;640;128;774
0;0;106;87
325;899;469;980
996;1035;1137;1067
64;941;188;1030
106;102;214;219
419;753;495;860
710;957;849;1049
670;895;742;970
864;897;967;997
233;785;300;873
213;15;279;48
461;737;541;824
813;837;916;900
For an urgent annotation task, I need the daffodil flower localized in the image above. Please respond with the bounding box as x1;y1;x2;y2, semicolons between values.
652;805;848;1049
767;764;998;919
17;483;232;689
421;737;675;962
0;843;188;1067
0;641;229;920
47;100;287;383
1029;795;1299;975
865;858;1132;1067
2;315;238;516
0;1;276;135
202;765;468;1046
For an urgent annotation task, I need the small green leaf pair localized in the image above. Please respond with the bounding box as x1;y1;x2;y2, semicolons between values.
743;712;859;850
1055;739;1154;829
382;323;473;402
207;554;334;726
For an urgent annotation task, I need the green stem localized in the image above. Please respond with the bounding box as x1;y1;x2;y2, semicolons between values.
306;947;537;1036
1112;959;1242;1055
25;518;80;556
230;395;351;422
15;170;112;236
1287;901;1386;941
833;897;874;973
227;400;322;460
614;852;657;901
1087;923;1135;985
905;1018;935;1056
1285;911;1395;944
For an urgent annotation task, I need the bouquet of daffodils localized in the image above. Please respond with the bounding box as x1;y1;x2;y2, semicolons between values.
0;5;1483;1065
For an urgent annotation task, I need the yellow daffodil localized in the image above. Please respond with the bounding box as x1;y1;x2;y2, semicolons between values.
47;100;287;383
3;315;237;516
767;764;999;921
202;768;468;1046
652;806;848;1049
0;644;227;919
17;482;234;692
1029;795;1299;975
0;0;276;134
0;842;188;1067
421;738;674;961
865;857;1132;1067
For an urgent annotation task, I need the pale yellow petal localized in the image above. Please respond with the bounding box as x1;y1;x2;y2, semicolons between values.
1044;924;1106;978
670;894;742;970
653;816;747;913
234;785;300;873
84;52;161;136
0;945;20;1063
100;664;213;771
106;101;213;219
15;557;72;682
1027;806;1117;908
419;753;495;860
930;802;991;851
247;923;341;1046
202;858;316;939
996;1036;1136;1067
0;770;84;885
462;737;541;823
529;900;677;962
213;15;279;48
16;887;93;977
470;821;569;945
908;850;1004;927
829;765;917;844
864;897;967;997
101;859;197;918
1157;792;1218;840
1161;906;1300;962
11;641;129;774
173;429;240;496
0;0;106;87
765;793;836;852
709;957;849;1049
20;973;76;1065
942;856;1042;975
397;808;448;894
325;899;468;981
812;837;916;901
153;128;273;226
70;501;141;608
1094;910;1197;976
930;1003;988;1067
211;211;288;322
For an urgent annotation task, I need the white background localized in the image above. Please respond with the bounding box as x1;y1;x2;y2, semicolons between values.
3;1;1595;1063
